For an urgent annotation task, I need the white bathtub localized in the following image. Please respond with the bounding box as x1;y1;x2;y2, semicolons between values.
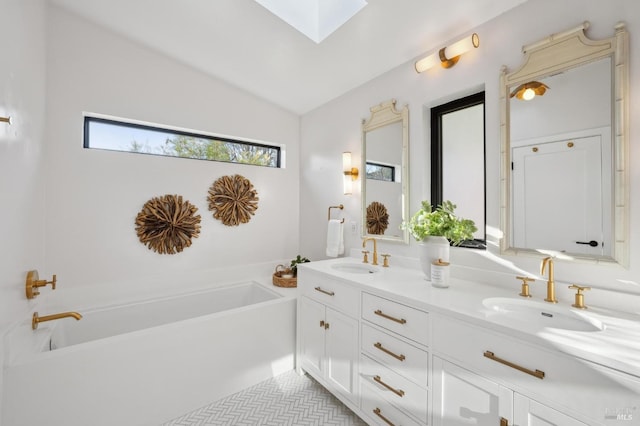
2;281;296;426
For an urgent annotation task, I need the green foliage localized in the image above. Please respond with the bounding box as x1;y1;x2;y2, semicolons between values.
128;135;278;167
401;200;477;245
290;255;311;276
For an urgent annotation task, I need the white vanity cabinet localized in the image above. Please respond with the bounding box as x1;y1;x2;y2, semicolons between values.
360;292;430;426
514;394;591;426
297;261;640;426
432;357;513;426
432;313;640;426
433;357;589;426
297;270;360;405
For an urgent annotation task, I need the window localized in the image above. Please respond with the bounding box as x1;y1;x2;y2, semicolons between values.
84;116;281;168
365;162;396;182
431;91;486;249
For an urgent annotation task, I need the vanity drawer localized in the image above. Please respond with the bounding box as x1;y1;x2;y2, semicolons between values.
361;323;428;388
361;379;423;426
361;354;428;424
432;314;640;423
362;293;429;346
299;271;360;317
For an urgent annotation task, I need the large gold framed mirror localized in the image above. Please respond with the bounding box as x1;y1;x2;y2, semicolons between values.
500;22;629;266
361;100;409;243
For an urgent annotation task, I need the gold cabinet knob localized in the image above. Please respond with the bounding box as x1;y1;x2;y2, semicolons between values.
568;284;591;309
516;276;534;298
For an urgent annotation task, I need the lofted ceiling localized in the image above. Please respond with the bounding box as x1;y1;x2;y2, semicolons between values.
49;0;528;115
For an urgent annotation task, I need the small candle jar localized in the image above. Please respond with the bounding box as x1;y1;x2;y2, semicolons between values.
281;268;294;279
431;258;450;288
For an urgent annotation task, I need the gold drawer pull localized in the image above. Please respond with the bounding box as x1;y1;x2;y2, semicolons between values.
373;408;395;426
314;286;335;296
484;351;545;380
501;417;509;426
374;342;406;361
374;309;406;324
373;375;405;397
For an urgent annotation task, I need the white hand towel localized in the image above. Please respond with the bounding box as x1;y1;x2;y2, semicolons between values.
326;219;344;257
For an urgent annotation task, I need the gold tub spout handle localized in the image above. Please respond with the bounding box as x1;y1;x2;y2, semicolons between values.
32;311;83;330
25;270;57;299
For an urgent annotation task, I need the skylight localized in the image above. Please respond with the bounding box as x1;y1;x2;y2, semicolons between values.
254;0;367;43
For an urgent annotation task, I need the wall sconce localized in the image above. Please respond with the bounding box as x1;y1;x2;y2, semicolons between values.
510;81;549;100
342;152;359;195
415;33;480;73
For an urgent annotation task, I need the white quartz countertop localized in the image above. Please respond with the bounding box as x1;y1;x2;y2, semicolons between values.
300;257;640;379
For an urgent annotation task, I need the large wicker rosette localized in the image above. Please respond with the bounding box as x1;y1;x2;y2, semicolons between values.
135;194;201;254
208;174;259;226
366;201;389;235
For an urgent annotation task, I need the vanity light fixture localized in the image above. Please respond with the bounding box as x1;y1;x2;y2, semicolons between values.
510;81;549;100
342;151;359;195
415;33;480;73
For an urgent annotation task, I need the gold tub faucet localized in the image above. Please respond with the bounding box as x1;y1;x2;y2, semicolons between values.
32;311;82;330
540;256;558;303
362;237;378;265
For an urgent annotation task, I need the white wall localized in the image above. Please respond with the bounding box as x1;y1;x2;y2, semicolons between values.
300;0;640;308
0;0;47;416
43;6;301;290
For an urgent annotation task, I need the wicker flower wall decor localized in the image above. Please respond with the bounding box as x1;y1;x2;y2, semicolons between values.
208;174;259;226
135;194;201;254
366;201;389;235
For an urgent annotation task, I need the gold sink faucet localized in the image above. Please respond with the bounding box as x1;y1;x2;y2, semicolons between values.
362;237;378;266
540;256;558;303
32;311;82;330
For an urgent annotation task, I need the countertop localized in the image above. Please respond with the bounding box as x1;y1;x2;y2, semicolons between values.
299;257;640;379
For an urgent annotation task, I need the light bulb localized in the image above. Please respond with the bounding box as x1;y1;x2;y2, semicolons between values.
522;88;535;101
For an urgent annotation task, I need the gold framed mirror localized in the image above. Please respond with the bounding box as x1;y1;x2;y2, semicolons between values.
361;100;409;243
500;22;629;266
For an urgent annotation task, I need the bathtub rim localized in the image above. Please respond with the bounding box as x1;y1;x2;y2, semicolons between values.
5;279;294;367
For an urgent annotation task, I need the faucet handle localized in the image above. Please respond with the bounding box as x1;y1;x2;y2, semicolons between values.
362;250;370;264
381;254;391;268
48;274;57;290
568;284;591;309
516;276;534;297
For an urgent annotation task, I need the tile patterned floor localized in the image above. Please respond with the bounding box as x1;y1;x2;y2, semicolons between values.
162;370;368;426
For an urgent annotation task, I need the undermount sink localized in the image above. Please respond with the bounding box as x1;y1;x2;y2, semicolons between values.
330;262;380;275
483;297;604;333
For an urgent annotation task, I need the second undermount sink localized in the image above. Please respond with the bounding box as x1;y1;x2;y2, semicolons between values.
331;262;380;275
483;297;604;333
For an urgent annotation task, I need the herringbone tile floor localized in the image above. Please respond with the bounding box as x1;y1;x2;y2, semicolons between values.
162;370;368;425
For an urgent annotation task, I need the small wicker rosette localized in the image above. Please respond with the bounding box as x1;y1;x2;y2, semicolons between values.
272;264;297;288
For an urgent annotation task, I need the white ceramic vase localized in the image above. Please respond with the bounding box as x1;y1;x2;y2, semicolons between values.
419;236;450;280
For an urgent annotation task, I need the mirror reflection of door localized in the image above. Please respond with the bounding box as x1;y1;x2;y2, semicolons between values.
512;131;611;256
507;57;614;259
431;91;486;248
